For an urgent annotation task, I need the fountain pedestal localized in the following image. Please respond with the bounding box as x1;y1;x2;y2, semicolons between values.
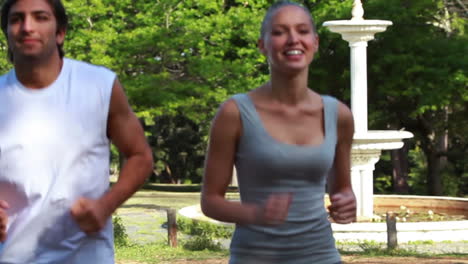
352;131;413;219
324;1;413;219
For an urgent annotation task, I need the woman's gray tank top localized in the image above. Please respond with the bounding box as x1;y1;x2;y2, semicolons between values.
229;93;341;264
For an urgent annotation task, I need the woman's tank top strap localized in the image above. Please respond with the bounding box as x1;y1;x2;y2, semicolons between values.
322;95;339;143
231;93;252;117
231;93;259;138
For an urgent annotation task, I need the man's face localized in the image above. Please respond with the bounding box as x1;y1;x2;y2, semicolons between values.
6;0;65;62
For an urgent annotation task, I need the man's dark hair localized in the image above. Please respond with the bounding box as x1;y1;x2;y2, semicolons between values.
0;0;68;61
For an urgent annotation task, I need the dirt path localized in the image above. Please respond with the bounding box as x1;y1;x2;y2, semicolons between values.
117;191;467;264
342;255;468;263
118;255;468;264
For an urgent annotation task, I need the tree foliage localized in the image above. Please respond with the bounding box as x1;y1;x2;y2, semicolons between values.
364;0;467;195
0;0;465;195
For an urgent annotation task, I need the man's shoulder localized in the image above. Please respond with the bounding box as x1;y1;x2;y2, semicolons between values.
65;58;114;74
64;58;116;84
0;69;13;89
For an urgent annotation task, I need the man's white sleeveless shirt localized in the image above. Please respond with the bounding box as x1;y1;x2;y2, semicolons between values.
0;58;116;263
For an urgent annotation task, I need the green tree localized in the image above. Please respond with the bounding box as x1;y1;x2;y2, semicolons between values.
0;0;464;193
364;0;467;195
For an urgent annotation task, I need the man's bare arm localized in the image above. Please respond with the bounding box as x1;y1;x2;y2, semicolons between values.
0;200;9;242
71;78;153;234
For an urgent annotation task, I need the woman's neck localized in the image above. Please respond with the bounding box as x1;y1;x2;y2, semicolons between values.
269;69;310;105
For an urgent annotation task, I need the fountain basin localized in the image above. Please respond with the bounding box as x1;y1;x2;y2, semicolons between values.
323;20;393;28
179;195;468;243
332;195;468;242
323;20;393;43
332;220;468;243
353;130;414;150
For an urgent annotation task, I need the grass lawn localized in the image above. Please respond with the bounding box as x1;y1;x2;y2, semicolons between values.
116;243;468;264
114;184;468;264
115;185;231;263
116;243;229;264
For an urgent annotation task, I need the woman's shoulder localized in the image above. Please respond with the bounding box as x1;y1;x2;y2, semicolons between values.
336;100;353;124
209;95;245;141
334;99;354;140
319;94;353;138
320;95;352;118
219;94;246;114
213;95;245;126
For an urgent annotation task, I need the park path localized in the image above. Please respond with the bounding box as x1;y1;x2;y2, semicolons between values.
118;208;468;254
116;191;467;263
118;255;468;264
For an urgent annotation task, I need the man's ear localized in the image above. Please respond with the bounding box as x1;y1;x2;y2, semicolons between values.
56;28;66;46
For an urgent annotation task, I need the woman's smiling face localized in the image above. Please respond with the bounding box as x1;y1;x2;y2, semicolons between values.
259;5;319;74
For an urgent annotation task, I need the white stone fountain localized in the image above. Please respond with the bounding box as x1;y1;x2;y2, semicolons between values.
323;0;413;220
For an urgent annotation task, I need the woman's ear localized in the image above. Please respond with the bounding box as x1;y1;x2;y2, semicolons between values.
313;35;320;53
258;39;267;56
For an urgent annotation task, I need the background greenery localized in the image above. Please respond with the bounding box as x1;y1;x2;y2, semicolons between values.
0;0;465;196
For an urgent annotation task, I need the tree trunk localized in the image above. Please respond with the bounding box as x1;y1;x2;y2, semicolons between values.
421;112;449;196
387;122;410;194
427;152;444;195
417;106;450;196
390;144;410;194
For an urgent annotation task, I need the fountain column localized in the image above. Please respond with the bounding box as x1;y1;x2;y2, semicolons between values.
324;0;413;220
350;40;368;133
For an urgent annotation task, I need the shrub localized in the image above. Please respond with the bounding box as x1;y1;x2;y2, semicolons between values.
177;216;233;251
113;214;129;247
177;216;233;239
